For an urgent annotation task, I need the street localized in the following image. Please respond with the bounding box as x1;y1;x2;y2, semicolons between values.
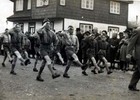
0;56;140;100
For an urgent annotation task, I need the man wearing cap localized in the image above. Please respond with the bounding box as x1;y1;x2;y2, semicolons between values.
31;19;60;82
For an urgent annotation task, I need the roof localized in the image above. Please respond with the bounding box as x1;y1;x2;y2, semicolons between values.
7;12;31;22
9;0;133;3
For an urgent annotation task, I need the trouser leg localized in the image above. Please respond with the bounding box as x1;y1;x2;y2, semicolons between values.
34;58;38;69
120;61;124;70
129;68;140;88
129;60;140;88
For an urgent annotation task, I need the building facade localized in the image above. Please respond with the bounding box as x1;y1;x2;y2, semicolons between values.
8;0;132;36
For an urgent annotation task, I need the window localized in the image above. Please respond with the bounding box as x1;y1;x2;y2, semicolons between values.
81;0;94;10
60;0;65;6
110;1;120;14
108;26;119;38
80;23;93;33
29;22;35;34
16;0;23;11
36;0;49;7
27;0;31;9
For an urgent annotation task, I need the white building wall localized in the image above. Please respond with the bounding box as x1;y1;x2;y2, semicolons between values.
24;22;28;33
23;22;42;33
54;20;63;32
36;21;42;31
22;18;127;37
64;18;127;35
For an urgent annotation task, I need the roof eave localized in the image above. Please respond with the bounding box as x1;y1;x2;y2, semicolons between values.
116;0;134;4
10;0;14;2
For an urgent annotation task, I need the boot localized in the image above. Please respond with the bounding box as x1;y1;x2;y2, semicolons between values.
63;73;70;78
52;73;60;79
82;71;88;76
33;68;38;72
36;76;44;82
10;71;17;75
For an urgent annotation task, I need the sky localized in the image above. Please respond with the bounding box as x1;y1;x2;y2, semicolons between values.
129;1;140;22
0;0;140;33
0;0;13;33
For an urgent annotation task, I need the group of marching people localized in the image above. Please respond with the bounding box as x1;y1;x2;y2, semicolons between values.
0;18;135;82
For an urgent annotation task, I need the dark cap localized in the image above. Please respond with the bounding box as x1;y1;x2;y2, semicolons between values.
43;18;50;24
84;31;90;35
119;32;123;35
68;25;74;30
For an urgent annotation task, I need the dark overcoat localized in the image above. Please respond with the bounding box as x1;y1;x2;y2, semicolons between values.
127;28;140;70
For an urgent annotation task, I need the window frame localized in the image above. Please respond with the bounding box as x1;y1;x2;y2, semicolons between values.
108;26;119;38
81;0;94;10
28;22;36;34
79;23;93;33
15;0;24;11
27;0;31;10
110;1;120;14
36;0;49;7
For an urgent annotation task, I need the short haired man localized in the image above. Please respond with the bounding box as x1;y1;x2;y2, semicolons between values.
9;24;30;75
31;19;60;82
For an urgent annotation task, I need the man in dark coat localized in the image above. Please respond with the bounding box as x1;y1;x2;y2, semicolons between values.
76;28;83;63
126;27;140;91
81;33;102;75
